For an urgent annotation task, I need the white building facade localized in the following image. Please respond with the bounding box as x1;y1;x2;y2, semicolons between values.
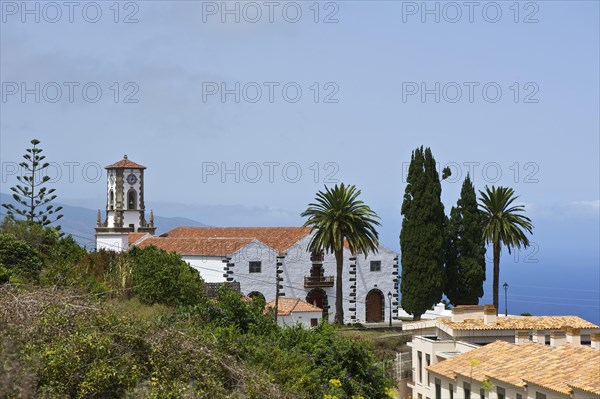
139;227;400;324
222;231;399;324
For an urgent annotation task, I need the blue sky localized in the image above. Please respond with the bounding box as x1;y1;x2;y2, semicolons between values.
1;1;599;316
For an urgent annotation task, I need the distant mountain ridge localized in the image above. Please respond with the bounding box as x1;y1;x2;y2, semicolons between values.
0;193;209;248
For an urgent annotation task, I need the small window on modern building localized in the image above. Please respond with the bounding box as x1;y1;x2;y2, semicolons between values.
449;384;454;399
480;388;485;399
417;351;422;383
370;260;381;272
425;354;431;385
464;382;471;399
249;261;262;273
497;387;505;399
535;393;546;399
435;379;441;399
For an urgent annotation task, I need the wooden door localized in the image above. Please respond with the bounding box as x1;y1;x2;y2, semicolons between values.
366;290;383;322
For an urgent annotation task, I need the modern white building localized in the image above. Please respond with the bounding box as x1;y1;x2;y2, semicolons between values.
96;156;399;324
404;305;600;399
95;156;155;251
426;340;600;399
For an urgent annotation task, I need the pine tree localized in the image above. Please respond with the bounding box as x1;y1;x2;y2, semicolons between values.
2;139;63;229
400;146;447;320
445;175;486;306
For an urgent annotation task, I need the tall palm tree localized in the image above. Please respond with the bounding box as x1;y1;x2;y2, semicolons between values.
479;186;533;314
301;183;381;324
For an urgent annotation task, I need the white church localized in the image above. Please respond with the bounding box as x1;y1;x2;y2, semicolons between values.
95;156;399;324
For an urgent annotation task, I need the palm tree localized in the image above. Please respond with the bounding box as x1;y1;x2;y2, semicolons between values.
479;186;533;314
301;183;381;324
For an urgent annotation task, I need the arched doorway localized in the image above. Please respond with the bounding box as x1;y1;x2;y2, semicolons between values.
365;289;384;323
306;288;328;318
247;291;265;302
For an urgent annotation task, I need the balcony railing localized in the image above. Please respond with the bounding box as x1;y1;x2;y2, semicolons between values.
304;275;334;288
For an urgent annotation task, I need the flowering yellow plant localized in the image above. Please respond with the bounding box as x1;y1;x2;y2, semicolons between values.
328;379;342;388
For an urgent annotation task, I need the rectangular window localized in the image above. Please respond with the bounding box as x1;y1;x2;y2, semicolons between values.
464;382;471;399
435;379;441;399
535;393;546;399
370;260;381;272
310;318;318;327
449;384;454;399
425;354;431;385
497;387;505;399
480;389;485;399
517;394;522;399
249;261;262;273
417;351;423;383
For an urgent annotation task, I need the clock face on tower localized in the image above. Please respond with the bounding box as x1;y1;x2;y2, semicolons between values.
127;174;138;185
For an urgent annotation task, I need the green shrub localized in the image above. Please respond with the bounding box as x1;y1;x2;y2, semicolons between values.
0;218;62;260
129;245;204;306
0;233;43;281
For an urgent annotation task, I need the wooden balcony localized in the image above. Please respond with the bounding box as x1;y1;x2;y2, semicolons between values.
304;275;334;288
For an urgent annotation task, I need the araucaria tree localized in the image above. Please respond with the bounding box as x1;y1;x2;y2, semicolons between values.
479;186;533;314
445;174;487;306
400;147;447;320
2;139;63;228
301;183;380;325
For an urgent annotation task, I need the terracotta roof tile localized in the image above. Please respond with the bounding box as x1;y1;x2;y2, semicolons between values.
438;315;598;331
427;341;600;396
132;237;254;256
265;297;322;316
106;155;146;169
161;227;312;253
128;233;149;246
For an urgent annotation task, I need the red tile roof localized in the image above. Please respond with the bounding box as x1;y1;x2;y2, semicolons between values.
437;315;599;331
128;233;149;246
427;340;600;396
132;236;254;256
161;227;313;253
265;297;323;316
106;155;146;169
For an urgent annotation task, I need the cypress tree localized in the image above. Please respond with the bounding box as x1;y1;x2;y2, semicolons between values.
400;146;447;320
445;175;486;306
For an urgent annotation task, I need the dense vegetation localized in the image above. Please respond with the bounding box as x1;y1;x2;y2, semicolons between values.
0;219;396;399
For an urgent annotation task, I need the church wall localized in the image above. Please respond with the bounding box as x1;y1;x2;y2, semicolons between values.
227;241;281;302
183;255;227;283
230;232;398;324
354;245;398;323
96;234;128;251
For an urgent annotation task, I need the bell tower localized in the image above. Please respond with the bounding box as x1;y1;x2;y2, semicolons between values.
95;155;156;251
